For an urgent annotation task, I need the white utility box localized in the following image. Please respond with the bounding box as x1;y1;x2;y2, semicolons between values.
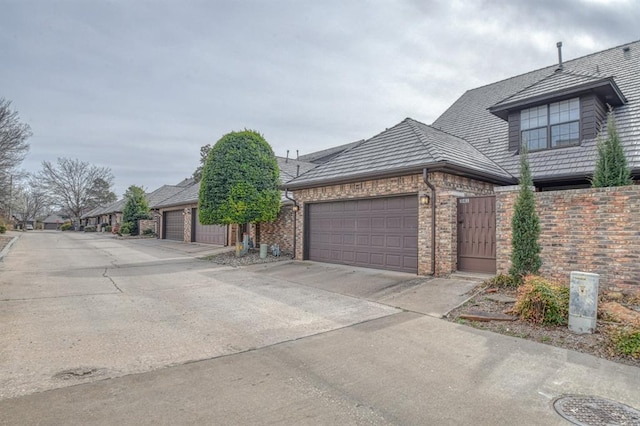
568;271;599;334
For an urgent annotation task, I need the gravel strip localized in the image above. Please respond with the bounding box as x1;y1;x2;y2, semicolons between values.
204;249;293;267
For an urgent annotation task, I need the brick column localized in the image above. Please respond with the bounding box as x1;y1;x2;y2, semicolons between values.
183;208;192;242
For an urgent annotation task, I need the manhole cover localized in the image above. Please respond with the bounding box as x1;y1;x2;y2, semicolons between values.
554;395;640;425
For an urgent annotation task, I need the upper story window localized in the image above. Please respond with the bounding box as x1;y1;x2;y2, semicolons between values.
521;98;580;151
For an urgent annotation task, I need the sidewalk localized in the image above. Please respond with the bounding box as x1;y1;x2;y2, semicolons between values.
1;312;638;425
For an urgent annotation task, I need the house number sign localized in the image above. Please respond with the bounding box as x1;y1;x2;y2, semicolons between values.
459;198;470;204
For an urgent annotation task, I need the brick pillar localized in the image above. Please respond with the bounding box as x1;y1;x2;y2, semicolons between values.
183;208;192;242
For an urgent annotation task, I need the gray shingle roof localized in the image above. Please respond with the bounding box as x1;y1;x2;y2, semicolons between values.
298;140;363;164
146;185;188;209
154;183;198;209
153;158;315;209
434;40;640;182
277;157;317;183
285;118;512;189
494;70;603;106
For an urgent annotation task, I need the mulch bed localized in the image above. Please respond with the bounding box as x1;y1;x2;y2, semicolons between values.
446;284;640;368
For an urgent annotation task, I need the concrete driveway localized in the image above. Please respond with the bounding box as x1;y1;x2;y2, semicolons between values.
0;232;400;400
1;232;639;425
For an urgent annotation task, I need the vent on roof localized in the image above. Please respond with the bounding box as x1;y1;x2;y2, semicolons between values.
623;45;631;59
556;41;563;71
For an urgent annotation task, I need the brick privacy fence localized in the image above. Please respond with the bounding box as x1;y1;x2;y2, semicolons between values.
138;219;157;235
496;185;640;291
257;205;295;254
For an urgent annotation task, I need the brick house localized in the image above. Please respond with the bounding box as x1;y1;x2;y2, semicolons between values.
285;40;640;280
152;156;318;252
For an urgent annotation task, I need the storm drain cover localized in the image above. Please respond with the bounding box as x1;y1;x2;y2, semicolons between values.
553;395;640;425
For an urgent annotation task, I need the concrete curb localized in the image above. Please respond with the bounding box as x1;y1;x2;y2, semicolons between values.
0;235;19;261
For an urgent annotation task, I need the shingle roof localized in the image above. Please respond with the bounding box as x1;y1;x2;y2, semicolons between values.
285;118;512;189
277;157;317;183
495;70;603;105
146;185;187;209
298;140;363;164
82;185;185;218
153;158;315;209
43;214;66;224
153;183;198;209
432;40;640;182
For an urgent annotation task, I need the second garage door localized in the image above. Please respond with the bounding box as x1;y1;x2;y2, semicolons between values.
306;196;418;273
193;209;227;245
163;210;184;241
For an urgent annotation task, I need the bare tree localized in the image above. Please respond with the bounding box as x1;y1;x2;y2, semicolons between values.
12;177;50;229
39;158;115;226
0;99;32;215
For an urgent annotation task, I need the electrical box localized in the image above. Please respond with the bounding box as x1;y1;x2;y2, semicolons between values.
568;271;599;334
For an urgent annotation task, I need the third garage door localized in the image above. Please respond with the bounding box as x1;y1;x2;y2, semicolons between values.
306;196;418;273
194;209;226;245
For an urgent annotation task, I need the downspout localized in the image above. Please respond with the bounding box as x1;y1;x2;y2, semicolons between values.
423;168;436;276
284;189;298;258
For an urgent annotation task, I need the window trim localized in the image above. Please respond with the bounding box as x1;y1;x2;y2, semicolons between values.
520;98;581;152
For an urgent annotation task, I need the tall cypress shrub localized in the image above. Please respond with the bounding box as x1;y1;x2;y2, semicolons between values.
591;109;633;187
510;145;542;282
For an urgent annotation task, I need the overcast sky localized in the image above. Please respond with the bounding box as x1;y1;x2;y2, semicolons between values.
1;0;638;197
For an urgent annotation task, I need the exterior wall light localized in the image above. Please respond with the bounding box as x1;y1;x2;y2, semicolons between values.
420;194;430;206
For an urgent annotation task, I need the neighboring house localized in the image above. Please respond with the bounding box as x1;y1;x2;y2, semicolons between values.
42;214;66;230
285;40;640;276
81;183;188;231
153;156;318;251
81;199;125;230
12;214;36;230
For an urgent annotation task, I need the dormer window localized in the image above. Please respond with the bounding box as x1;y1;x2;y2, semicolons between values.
521;98;580;151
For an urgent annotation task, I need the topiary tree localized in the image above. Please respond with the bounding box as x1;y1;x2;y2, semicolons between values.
198;130;280;244
591;108;633;188
122;185;150;236
510;144;542;283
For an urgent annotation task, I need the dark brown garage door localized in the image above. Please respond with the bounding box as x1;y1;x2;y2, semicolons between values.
163;210;183;241
457;196;496;274
193;209;226;245
306;196;418;273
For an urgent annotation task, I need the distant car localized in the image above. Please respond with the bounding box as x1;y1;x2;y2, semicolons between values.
25;224;34;230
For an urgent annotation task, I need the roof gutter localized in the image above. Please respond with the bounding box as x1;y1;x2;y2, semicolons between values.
283;189;299;258
423;168;436;276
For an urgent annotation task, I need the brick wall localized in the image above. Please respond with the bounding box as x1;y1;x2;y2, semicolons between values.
496;185;640;290
292;172;493;276
258;204;295;253
138;219;157;235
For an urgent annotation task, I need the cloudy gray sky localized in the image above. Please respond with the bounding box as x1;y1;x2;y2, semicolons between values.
1;0;638;197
